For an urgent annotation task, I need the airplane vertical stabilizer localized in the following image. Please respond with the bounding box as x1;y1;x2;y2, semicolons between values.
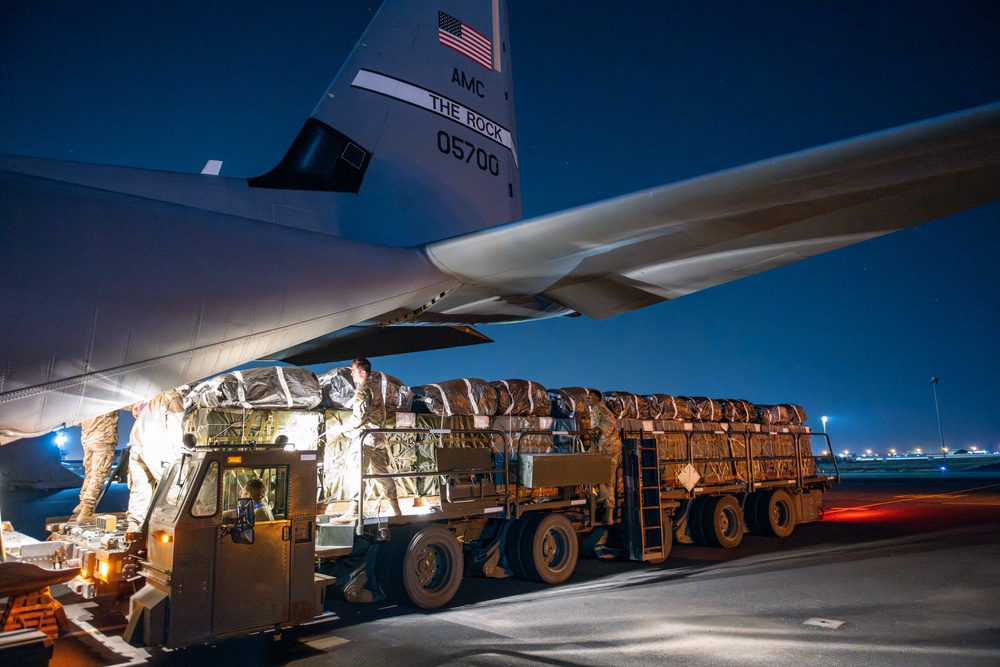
250;0;521;247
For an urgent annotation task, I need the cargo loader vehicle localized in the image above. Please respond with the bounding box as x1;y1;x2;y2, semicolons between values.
45;395;837;649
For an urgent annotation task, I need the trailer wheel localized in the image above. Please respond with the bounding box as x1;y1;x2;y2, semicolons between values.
686;497;709;545
518;513;578;584
701;495;743;548
503;516;536;578
757;489;796;538
377;524;463;609
744;492;764;534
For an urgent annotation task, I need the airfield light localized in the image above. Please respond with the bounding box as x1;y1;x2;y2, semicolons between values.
915;448;922;454
821;416;828;432
866;449;872;456
889;448;896;456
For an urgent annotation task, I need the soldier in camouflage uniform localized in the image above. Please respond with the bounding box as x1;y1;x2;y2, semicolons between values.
126;388;186;534
585;389;622;521
329;358;401;521
71;411;119;521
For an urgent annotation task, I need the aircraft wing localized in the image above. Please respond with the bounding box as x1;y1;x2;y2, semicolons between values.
425;103;1000;320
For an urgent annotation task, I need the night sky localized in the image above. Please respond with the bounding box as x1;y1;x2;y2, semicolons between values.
2;1;998;456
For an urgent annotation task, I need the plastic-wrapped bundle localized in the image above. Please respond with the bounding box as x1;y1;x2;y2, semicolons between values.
754;404;789;425
189;366;321;410
719;398;755;423
548;387;595;418
783;403;807;425
682;396;723;422
490;379;552;416
317;367;413;412
412;378;498;416
603;391;649;419
644;394;694;421
317;367;354;408
754;404;808;425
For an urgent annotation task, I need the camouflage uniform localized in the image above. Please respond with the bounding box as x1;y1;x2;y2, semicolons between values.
126;389;185;532
589;400;622;508
72;411;119;519
342;377;397;504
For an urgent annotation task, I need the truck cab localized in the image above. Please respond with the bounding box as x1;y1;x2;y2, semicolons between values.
125;445;320;648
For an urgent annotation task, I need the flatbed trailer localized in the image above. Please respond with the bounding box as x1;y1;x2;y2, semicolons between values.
45;407;836;649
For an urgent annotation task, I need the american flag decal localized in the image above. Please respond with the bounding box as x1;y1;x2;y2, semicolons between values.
438;11;491;70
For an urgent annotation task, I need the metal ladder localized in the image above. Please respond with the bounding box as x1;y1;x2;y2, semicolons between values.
624;436;666;561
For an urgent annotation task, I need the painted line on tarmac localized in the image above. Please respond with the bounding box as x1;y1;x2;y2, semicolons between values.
826;482;1000;513
305;635;350;650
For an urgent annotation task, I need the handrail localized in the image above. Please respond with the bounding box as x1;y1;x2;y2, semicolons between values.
622;422;836;495
352;426;512;530
512;429;592;519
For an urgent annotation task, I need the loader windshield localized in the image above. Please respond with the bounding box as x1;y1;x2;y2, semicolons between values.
151;455;200;523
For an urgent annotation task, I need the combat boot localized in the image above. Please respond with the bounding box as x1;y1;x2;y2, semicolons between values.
388;498;402;517
331;501;359;523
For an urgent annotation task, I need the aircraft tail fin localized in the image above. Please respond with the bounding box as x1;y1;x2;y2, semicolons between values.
250;0;521;247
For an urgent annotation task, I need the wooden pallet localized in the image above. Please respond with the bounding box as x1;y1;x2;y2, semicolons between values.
1;588;68;640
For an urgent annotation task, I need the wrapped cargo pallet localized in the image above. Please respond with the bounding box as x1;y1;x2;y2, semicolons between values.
319;411;493;504
603;391;649;419
790;424;817;476
782;403;808;425
189;366;322;410
549;387;596;418
754;404;791;425
644;394;695;421
184;407;323;449
490;379;552;416
492;415;559;454
412;379;498;416
317;367;414;412
682;396;723;422
719;398;755;423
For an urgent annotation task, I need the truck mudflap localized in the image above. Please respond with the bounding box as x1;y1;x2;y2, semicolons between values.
122;584;167;647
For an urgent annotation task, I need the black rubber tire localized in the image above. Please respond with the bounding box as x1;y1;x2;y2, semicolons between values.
518;513;579;584
686;497;709;545
757;489;796;538
377;524;464;609
701;495;743;548
503;516;535;578
744;492;764;534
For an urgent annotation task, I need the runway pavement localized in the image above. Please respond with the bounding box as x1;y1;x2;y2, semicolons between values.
33;473;1000;666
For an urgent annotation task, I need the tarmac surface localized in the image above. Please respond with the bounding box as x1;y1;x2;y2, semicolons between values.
13;472;1000;666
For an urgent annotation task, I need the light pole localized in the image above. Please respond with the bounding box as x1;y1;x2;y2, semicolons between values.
930;377;946;457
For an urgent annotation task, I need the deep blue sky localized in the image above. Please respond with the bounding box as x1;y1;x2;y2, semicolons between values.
2;1;998;456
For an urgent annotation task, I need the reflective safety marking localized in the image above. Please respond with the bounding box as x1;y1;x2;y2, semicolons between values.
571;499;586;505
351;69;518;167
804;618;845;629
305;635;351;650
484;506;504;513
